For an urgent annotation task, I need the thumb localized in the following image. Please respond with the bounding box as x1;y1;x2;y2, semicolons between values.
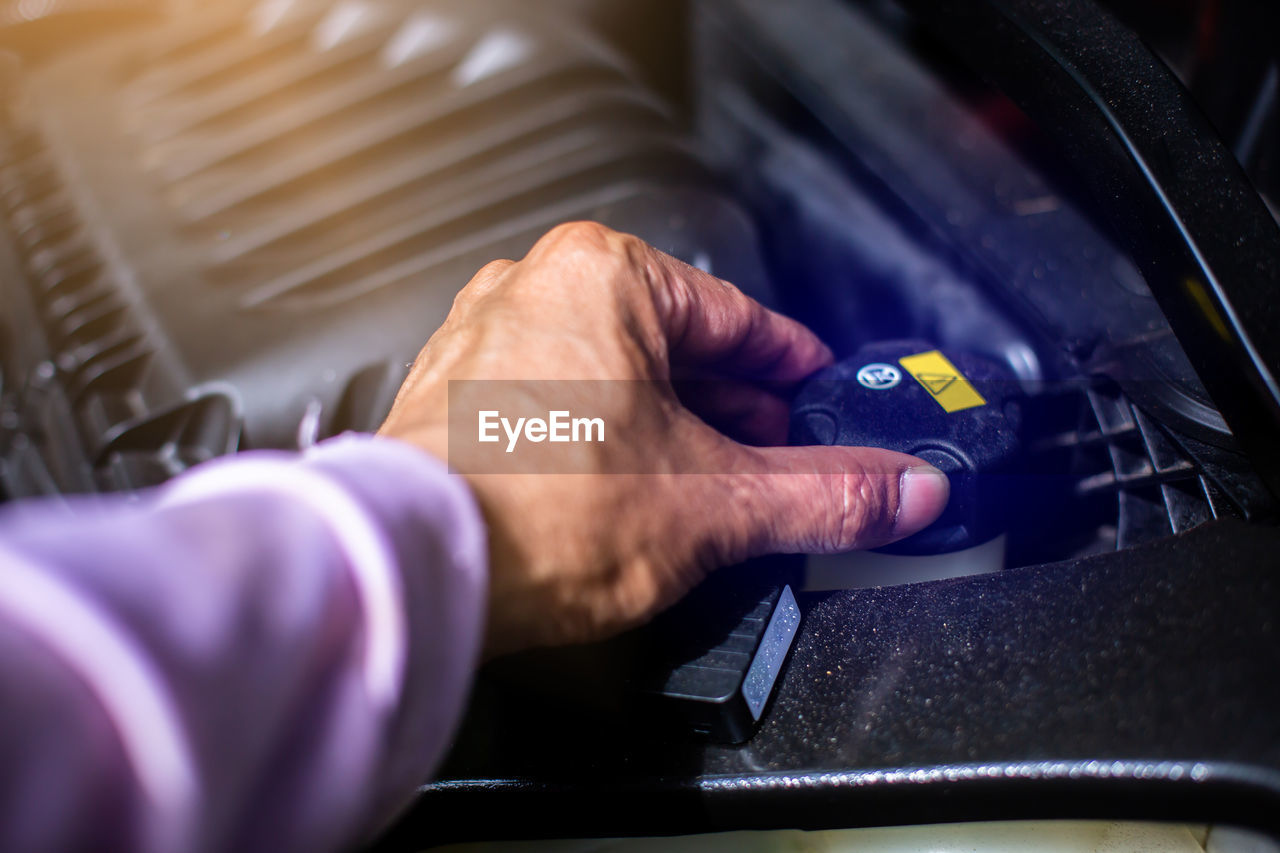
699;444;950;559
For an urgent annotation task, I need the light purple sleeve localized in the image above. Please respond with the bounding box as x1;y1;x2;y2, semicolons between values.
0;434;487;853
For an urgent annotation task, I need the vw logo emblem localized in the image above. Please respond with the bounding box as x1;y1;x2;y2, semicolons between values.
856;363;902;390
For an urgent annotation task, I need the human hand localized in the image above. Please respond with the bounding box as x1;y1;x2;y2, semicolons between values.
379;223;948;657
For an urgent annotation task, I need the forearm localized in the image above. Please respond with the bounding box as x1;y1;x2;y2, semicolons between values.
0;435;486;853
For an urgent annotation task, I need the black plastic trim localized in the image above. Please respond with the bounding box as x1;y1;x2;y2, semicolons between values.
894;0;1280;497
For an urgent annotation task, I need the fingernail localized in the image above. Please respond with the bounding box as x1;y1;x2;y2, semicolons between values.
893;465;950;539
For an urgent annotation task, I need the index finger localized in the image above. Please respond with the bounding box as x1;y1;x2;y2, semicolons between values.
644;244;834;382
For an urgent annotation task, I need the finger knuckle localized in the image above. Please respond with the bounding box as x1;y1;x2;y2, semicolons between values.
538;220;617;254
449;286;479;313
826;469;890;551
536;222;652;280
452;258;515;308
474;258;514;280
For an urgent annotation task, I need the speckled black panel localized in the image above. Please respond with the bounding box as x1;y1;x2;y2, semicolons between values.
738;524;1280;773
377;520;1280;848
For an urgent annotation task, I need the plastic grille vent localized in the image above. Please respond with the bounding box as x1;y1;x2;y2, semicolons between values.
1034;380;1245;551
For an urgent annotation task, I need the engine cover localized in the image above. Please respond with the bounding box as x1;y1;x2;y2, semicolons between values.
0;0;774;496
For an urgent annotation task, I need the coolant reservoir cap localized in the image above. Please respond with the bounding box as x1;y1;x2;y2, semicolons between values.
789;341;1023;555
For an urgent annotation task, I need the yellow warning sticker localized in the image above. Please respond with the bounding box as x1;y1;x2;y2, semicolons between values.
898;350;987;413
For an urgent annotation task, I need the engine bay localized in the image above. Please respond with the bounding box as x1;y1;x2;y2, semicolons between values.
1;0;1272;561
1;0;1279;843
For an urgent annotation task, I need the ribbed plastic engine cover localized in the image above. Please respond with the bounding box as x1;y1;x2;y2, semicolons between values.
0;0;773;495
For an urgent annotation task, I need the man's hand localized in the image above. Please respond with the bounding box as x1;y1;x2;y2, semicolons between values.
380;222;948;657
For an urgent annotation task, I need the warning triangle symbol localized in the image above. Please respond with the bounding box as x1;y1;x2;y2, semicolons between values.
917;373;957;396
